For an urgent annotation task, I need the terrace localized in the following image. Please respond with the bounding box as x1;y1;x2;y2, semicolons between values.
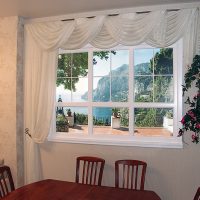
57;124;172;137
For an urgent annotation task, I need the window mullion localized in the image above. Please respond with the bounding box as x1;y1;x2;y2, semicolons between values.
173;40;182;138
70;53;73;102
176;39;183;138
153;50;155;103
129;47;134;136
110;51;112;102
88;50;93;136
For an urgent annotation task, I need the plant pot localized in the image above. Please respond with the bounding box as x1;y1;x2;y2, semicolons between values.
66;116;74;127
163;116;173;132
111;116;120;129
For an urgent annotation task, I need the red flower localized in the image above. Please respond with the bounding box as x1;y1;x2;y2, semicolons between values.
192;134;199;143
187;110;196;120
181;117;185;124
196;123;200;129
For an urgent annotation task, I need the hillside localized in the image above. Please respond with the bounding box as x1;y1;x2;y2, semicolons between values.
82;63;150;101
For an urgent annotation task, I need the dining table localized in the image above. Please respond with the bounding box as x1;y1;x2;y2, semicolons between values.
2;179;161;200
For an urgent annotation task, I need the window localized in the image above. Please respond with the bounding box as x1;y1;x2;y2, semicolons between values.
49;41;183;148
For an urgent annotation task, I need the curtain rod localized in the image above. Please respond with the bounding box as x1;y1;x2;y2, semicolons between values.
24;2;199;24
61;9;180;22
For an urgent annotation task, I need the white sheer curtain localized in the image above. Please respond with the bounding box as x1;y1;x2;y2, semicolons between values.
24;29;58;183
24;8;200;183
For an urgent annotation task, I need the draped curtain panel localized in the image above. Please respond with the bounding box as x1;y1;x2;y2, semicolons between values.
24;8;200;183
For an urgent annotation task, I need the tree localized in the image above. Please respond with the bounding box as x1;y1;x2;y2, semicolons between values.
57;51;116;91
135;49;173;103
135;48;173;127
150;48;173;74
150;48;173;102
57;52;88;91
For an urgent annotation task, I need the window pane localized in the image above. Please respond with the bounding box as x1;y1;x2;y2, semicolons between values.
154;76;173;102
93;107;129;135
71;52;88;77
57;54;72;78
134;49;153;75
134;48;174;103
57;52;89;102
56;106;88;134
56;78;71;102
72;78;88;102
93;77;110;102
56;46;178;141
111;50;129;73
58;52;88;78
93;51;110;76
153;48;173;75
111;76;128;102
134;76;153;102
134;108;173;136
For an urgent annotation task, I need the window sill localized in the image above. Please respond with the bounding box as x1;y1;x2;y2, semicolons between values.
48;133;183;149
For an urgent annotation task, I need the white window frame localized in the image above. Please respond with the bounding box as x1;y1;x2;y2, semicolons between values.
48;40;183;148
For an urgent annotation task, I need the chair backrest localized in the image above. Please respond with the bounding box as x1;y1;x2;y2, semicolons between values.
115;160;147;190
193;187;200;200
76;156;105;186
0;165;15;198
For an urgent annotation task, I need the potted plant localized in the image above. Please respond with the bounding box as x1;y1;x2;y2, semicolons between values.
67;109;72;117
66;108;74;127
111;108;121;128
163;110;173;125
112;108;120;118
178;55;200;143
56;114;69;132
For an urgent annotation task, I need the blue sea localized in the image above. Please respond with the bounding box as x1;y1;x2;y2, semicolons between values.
56;93;112;120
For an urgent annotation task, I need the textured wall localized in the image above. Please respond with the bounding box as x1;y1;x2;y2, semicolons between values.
0;16;24;187
33;33;199;199
40;133;200;200
0;14;195;200
36;37;199;199
39;79;200;200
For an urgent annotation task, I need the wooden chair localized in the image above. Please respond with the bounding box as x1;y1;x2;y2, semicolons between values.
0;165;15;198
193;187;200;200
115;160;147;190
76;156;105;186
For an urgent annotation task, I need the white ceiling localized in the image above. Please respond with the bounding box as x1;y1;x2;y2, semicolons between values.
1;0;199;19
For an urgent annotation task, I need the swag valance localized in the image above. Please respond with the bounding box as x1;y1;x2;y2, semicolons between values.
26;8;200;63
24;7;200;184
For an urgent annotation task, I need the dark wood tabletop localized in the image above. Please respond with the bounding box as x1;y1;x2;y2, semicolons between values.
3;179;161;200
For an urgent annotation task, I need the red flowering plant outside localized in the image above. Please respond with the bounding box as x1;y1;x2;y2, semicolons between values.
178;55;200;143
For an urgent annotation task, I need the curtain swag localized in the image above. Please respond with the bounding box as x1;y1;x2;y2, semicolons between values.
24;7;200;184
27;8;200;57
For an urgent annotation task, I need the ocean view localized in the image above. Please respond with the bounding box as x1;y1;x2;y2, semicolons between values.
56;91;112;120
56;48;173;128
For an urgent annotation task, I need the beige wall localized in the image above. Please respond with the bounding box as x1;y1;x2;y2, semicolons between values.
38;43;199;200
0;16;24;187
0;14;199;200
40;132;200;200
